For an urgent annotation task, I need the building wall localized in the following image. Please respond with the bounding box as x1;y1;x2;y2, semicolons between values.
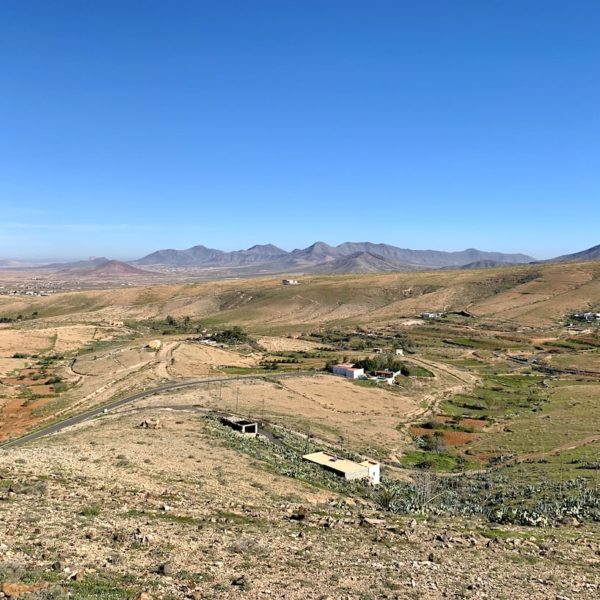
365;463;380;485
332;366;364;379
343;468;370;481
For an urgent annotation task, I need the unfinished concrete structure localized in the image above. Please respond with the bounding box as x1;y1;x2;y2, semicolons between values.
219;416;258;435
302;451;380;485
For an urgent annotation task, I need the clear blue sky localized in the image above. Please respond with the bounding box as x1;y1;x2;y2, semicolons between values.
1;1;599;260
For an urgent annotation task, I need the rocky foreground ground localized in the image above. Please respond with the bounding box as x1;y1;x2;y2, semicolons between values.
0;408;599;599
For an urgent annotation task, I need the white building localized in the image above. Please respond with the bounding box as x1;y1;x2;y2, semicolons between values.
282;279;299;285
332;363;365;379
362;459;381;485
303;451;380;485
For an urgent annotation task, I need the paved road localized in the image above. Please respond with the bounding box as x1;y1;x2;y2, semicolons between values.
0;372;312;449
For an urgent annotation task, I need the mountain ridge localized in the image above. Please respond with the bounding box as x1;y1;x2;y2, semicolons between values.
132;241;535;273
543;243;600;264
7;242;600;275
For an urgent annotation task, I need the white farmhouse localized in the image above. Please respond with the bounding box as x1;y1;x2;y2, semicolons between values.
332;363;365;379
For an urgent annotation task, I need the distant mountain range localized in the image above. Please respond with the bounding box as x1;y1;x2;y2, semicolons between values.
4;241;600;277
135;244;288;267
130;241;535;274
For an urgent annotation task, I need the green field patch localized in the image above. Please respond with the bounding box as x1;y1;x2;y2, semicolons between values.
399;450;462;472
404;364;434;377
468;381;600;466
443;336;526;350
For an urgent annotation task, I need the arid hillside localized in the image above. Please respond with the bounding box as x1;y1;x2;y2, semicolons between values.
1;261;599;332
1;404;598;599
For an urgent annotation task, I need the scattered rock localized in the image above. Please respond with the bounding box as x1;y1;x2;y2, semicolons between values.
361;517;385;526
289;506;308;521
231;575;248;588
112;530;128;543
138;419;161;430
228;538;258;554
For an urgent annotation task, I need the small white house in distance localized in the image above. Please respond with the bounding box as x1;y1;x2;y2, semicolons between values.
282;279;299;285
303;451;380;485
332;363;365;379
421;311;444;319
395;348;404;356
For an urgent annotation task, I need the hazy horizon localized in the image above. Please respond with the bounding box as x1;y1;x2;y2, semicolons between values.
0;236;588;264
0;233;595;263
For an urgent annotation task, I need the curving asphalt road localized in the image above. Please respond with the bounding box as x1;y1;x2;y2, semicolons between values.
0;372;312;449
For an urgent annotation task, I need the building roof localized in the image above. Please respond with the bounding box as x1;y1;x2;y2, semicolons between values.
302;451;368;475
221;415;257;427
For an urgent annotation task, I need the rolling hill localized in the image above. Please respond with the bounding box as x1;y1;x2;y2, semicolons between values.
3;260;598;330
65;260;157;277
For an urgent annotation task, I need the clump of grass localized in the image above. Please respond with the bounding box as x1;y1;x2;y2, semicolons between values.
80;504;101;517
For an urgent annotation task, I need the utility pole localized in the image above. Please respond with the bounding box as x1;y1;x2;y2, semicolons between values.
304;430;311;454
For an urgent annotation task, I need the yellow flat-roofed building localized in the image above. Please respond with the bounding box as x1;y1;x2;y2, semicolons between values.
302;451;380;484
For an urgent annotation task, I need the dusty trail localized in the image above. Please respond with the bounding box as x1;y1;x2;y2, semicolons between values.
401;356;477;420
407;355;477;386
155;341;180;379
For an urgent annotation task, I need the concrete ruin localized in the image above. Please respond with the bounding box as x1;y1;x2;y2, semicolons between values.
219;416;258;435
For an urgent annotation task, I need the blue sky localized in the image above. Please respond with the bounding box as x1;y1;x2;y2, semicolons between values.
1;1;599;260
